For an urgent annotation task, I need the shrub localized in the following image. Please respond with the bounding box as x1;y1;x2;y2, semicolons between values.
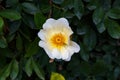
0;0;120;80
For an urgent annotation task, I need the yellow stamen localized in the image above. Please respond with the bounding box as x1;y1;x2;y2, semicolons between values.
50;33;68;49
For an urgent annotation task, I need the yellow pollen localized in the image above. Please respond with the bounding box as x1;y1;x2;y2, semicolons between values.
50;33;67;49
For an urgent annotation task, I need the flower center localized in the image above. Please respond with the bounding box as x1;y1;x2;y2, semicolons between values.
56;37;62;43
50;33;68;49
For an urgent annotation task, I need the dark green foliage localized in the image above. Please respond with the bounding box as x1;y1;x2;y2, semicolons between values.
0;17;4;32
0;0;120;80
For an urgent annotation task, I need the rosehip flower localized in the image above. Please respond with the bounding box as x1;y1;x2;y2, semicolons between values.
38;18;80;61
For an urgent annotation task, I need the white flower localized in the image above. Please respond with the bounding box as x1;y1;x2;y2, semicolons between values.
38;18;80;61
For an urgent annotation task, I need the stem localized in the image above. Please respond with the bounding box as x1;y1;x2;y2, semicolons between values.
52;4;65;11
48;0;52;18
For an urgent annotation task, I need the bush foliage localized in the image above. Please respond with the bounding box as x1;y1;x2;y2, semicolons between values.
0;0;120;80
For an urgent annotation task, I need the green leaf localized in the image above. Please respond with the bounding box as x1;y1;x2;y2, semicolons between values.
34;12;46;29
16;34;23;51
32;58;45;80
52;8;62;18
80;43;89;61
6;34;15;43
113;0;120;8
102;45;116;54
61;11;74;19
0;9;21;21
83;0;90;2
96;22;106;33
10;60;19;80
105;18;120;39
25;38;39;57
0;62;12;79
74;0;84;20
52;0;64;4
6;0;18;7
92;7;105;25
0;77;5;80
62;0;74;9
22;13;36;29
87;0;100;10
0;36;8;48
50;72;65;80
80;61;91;76
9;20;21;34
103;54;112;64
92;60;108;75
83;29;97;51
77;23;88;35
25;58;33;77
0;16;4;32
22;2;39;14
107;8;120;19
100;0;111;11
114;67;120;79
19;28;31;41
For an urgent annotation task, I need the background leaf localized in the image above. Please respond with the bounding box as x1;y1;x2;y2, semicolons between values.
25;38;39;57
83;29;97;51
22;2;39;14
25;57;33;77
92;60;108;75
0;17;4;32
96;22;106;33
0;9;21;21
107;8;120;19
9;20;21;34
0;36;8;48
92;7;104;25
52;0;64;4
16;33;23;51
50;72;65;80
87;0;100;10
6;0;18;7
32;58;45;80
105;18;120;39
80;43;89;61
0;62;12;80
74;0;84;19
0;0;120;80
34;12;46;29
10;60;19;80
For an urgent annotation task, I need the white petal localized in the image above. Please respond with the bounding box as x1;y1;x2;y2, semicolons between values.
62;41;80;61
62;26;73;36
39;41;54;59
42;18;73;37
38;30;46;41
61;47;69;60
51;49;61;59
58;18;69;26
39;41;44;47
69;41;80;53
57;18;73;36
46;18;55;23
64;56;71;61
61;44;79;61
43;18;55;29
